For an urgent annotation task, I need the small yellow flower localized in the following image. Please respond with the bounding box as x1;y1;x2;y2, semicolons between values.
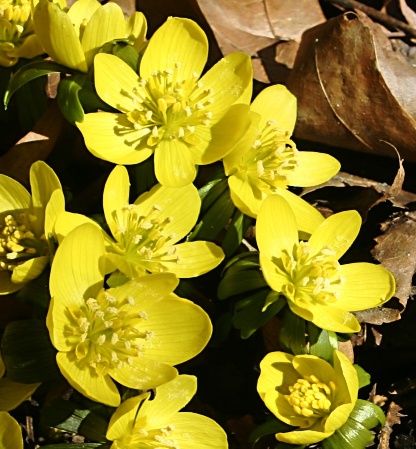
257;350;359;445
48;222;213;406
223;85;340;218
106;375;228;449
0;161;64;295
0;0;45;67
0;350;39;412
33;0;146;72
76;17;253;187
256;195;396;332
0;411;23;449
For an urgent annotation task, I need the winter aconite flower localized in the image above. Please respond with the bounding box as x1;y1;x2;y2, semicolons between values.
0;161;64;295
0;350;40;412
33;0;147;72
106;375;228;449
48;222;213;406
77;17;253;187
0;0;44;67
0;411;23;449
223;85;340;218
257;350;358;445
256;195;396;332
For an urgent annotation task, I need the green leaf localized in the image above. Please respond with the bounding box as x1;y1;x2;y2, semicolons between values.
353;365;371;389
221;251;260;277
57;74;86;124
249;417;294;445
279;306;307;355
1;319;60;383
349;399;386;429
99;40;140;72
308;323;338;363
233;291;286;338
221;208;252;257
321;418;374;449
217;269;268;300
4;59;71;108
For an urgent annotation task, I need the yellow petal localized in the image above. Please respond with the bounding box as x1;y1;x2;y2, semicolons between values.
11;255;49;284
0;411;23;449
54;211;102;244
109;356;178;390
337;263;396;311
260;254;291;294
46;297;74;351
276;427;333;445
257;351;296;400
0;378;40;412
325;403;355;433
140;17;208;81
49;223;105;308
29;161;62;211
134;183;200;244
195;52;253;119
127;12;147;51
33;0;88;72
272;187;324;235
256;195;298;258
77;112;153;165
288;299;360;333
228;174;264;218
251;85;297;134
8;34;44;59
138;375;196;428
308;210;361;260
44;189;65;243
268;390;316;428
0;272;23;295
106;393;149;441
158;241;224;278
285;151;340;187
292;355;337;387
0;174;30;211
82;2;127;69
154;138;196;187
103;165;130;238
67;0;100;34
332;350;359;406
94;54;139;112
141;294;212;365
56;352;120;406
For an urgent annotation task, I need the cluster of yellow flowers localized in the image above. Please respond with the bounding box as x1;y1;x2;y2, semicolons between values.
0;0;397;447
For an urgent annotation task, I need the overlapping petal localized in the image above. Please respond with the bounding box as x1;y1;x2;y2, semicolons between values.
0;411;23;449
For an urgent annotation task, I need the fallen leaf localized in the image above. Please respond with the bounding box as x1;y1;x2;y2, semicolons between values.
355;306;401;325
378;401;404;449
286;10;416;162
399;0;416;28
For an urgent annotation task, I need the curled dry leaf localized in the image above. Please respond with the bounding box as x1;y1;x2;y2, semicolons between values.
372;212;416;307
378;401;404;449
196;0;325;82
286;10;416;162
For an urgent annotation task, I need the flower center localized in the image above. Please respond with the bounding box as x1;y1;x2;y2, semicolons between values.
237;121;298;191
66;289;153;376
124;62;214;147
285;375;335;418
0;212;47;272
273;241;344;303
118;425;179;449
0;0;33;65
111;203;178;275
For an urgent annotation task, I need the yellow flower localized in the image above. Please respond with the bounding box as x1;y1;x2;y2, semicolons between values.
33;0;147;73
223;85;340;218
106;375;228;449
257;350;359;445
47;222;213;407
0;411;23;449
256;195;396;332
76;17;253;187
0;0;44;67
0;350;39;412
0;161;64;295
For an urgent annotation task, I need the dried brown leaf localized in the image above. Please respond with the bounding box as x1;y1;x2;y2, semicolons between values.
287;11;416;162
355;306;401;325
372;212;416;307
378;401;404;449
399;0;416;28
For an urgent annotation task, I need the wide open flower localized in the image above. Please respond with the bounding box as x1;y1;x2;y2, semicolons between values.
0;411;23;449
106;375;227;449
223;85;340;218
0;350;39;412
33;0;147;73
0;0;44;67
257;350;359;445
0;161;64;295
77;17;253;187
256;195;396;333
48;222;213;406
